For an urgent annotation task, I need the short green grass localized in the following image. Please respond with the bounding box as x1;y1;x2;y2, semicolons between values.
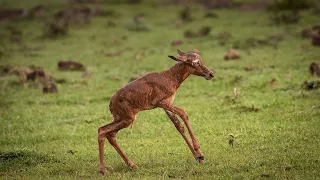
1;0;320;179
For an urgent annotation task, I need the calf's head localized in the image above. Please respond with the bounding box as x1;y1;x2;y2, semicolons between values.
169;49;214;80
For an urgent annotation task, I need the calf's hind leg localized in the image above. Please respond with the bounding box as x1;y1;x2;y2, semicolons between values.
98;118;136;175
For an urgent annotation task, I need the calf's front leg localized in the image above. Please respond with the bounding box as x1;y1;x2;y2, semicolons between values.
160;104;204;163
165;110;198;157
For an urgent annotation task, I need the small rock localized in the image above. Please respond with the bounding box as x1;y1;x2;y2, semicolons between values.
312;33;320;46
58;60;85;71
224;49;240;60
309;62;320;76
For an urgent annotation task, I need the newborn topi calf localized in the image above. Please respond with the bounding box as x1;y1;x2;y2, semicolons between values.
98;49;214;175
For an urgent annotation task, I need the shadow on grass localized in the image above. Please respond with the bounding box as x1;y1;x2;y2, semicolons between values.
0;150;61;173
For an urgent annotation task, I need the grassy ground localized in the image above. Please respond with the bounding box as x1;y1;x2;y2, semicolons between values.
1;0;320;179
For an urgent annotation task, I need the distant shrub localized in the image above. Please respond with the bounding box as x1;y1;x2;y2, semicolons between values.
184;26;211;38
267;0;315;24
268;0;314;11
302;80;320;90
270;10;300;24
43;19;69;38
180;6;193;22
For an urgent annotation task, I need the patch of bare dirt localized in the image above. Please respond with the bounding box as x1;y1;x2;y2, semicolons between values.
58;60;85;71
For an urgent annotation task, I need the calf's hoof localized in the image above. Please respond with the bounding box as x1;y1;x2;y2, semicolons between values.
99;168;108;175
196;156;205;163
128;161;138;169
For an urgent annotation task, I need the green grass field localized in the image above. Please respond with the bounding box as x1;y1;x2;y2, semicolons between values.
1;0;320;179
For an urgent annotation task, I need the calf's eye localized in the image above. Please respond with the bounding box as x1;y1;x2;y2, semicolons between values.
192;60;200;66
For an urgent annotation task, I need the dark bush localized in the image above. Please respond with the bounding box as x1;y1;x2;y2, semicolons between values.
268;0;314;11
270;10;300;24
44;19;69;37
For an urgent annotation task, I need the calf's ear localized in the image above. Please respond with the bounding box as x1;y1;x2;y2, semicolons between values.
168;55;187;62
177;49;187;56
